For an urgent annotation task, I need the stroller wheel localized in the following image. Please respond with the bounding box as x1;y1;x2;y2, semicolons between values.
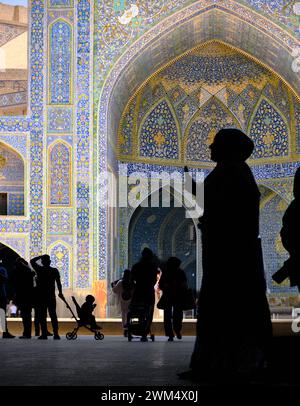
66;332;76;340
150;334;155;342
95;332;104;340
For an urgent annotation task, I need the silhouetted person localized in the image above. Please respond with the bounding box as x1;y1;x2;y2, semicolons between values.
272;167;300;290
30;254;64;340
72;295;101;330
32;270;53;337
131;248;160;341
14;257;35;338
158;257;187;341
182;129;272;379
112;269;134;337
0;260;15;338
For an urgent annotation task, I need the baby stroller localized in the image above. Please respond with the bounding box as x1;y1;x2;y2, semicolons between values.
61;296;104;340
126;301;155;342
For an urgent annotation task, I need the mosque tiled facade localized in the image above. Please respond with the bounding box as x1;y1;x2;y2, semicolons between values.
0;0;299;316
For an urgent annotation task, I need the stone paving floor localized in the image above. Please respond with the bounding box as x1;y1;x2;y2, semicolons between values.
0;335;196;387
1;335;300;402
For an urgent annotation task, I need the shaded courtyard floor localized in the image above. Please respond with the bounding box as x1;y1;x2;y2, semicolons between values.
1;335;300;401
0;335;196;387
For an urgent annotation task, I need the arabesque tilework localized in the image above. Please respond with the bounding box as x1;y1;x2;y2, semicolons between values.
0;1;299;307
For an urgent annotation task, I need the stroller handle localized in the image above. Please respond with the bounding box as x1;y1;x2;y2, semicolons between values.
60;296;78;321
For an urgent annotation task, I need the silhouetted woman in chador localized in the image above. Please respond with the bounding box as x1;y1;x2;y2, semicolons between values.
272;167;300;290
187;129;272;377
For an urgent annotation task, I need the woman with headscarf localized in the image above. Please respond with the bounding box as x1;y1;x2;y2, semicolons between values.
182;128;272;378
112;269;134;337
273;167;300;290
